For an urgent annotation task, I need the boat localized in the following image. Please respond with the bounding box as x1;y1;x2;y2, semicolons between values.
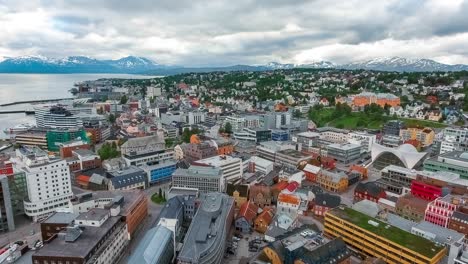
3;123;34;134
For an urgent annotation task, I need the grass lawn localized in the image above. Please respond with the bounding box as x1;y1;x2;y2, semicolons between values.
328;113;385;130
398;117;447;128
151;193;167;204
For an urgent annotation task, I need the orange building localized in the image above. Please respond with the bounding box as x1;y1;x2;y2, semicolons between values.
338;92;400;108
254;207;275;234
120;190;148;239
349;165;368;180
217;140;234;155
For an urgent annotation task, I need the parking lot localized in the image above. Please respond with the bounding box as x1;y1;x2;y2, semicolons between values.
225;230;266;264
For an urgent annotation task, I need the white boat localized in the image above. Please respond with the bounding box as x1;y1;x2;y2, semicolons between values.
3;123;34;134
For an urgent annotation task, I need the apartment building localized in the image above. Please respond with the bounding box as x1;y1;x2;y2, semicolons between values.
400;127;435;147
12;146;72;222
424;151;468;179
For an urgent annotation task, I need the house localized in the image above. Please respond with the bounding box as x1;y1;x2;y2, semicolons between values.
270;181;289;203
249;185;272;208
319;98;329;106
254;207;275;234
427;110;442;122
354;182;386;203
277;193;301;218
226;183;249;208
314;193;341;217
235;201;259;233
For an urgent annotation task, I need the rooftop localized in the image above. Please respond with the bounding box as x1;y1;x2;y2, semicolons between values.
327;143;361;150
43;212;78;224
128;225;173;264
194;155;241;167
33;215;122;258
75;208;109;222
178;193;234;263
173;165;222;178
328;207;445;258
277;149;310;159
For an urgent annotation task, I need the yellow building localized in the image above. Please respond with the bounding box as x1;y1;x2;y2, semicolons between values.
226;183;249;208
317;170;348;192
324;207;446;264
399;127;435;147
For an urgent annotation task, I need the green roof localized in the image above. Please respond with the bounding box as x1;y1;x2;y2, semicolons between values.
329;207;445;259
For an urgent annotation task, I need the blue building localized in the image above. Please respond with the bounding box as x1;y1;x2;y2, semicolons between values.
142;161;177;184
271;129;289;141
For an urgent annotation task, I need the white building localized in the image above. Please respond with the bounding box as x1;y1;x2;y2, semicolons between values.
120;134;174;167
34;105;83;129
147;86;162;97
194;155;243;182
13;146;72;222
244;156;274;175
348;131;377;153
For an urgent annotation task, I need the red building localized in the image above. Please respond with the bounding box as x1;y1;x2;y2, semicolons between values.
411;180;444;201
59;140;90;158
424;195;463;228
303;164;321;182
0;155;14;176
354;182;386;203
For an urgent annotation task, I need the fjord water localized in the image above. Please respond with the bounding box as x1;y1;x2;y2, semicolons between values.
0;73;154;139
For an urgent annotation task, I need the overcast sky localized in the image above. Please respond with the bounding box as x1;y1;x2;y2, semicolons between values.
1;0;468;66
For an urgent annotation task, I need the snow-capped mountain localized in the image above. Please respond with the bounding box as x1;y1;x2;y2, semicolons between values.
264;61;335;69
339;57;468;72
0;55;467;74
0;55;163;73
106;56;162;72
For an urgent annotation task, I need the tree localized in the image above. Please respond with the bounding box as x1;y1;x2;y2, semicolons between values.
293;109;302;118
224;122;233;134
97;142;120;160
108;113;116;125
158;188;162;198
120;95;128;105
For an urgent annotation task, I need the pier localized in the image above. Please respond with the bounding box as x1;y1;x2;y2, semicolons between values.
0;98;74;107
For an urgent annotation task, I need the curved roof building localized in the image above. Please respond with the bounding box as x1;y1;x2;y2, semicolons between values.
371;143;427;170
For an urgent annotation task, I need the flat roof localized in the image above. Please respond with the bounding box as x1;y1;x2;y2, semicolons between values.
327;143;361;150
75;208;109;222
44;212;77;224
328;207;445;258
195;155;240;167
277;149;310;158
33;216;121;258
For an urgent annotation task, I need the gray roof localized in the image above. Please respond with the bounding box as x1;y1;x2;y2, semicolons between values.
386;213;417;231
43;212;77;224
178;193;234;263
413;221;465;245
173;165;222;178
73;149;97;157
75;208;109;222
108;166;147;189
89;173;107;185
128;225;173;264
352;200;380;218
33;216;122;258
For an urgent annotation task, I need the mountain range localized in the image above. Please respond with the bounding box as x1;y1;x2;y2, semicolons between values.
0;55;467;74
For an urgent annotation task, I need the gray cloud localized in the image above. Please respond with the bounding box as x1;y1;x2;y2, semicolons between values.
0;0;468;66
